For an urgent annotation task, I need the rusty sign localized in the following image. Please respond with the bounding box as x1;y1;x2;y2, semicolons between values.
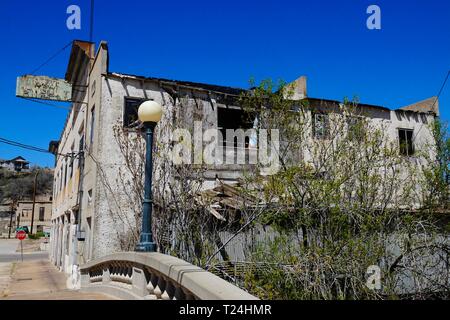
16;75;72;102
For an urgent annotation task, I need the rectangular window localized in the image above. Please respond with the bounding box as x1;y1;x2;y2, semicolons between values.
347;116;364;140
124;97;146;128
64;161;68;187
313;113;329;139
217;107;254;148
399;129;414;156
90;106;95;146
55;174;59;195
60;167;63;191
78;135;84;169
69;144;74;178
39;207;45;222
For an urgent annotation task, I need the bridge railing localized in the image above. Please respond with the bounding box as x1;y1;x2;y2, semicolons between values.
79;252;258;300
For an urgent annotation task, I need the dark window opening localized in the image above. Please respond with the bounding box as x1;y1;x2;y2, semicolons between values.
399;129;414;156
89;106;95;146
313;112;329;139
69;145;74;178
78;135;85;169
39;207;45;222
217;107;255;148
124;97;146;128
64;161;68;187
73;210;79;225
347;116;364;140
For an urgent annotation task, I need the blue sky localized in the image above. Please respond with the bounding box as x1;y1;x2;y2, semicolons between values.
0;0;449;167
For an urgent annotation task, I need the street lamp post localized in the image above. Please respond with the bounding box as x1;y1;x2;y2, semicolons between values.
135;100;163;252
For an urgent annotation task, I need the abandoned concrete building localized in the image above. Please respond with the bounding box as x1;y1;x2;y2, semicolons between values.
48;40;439;280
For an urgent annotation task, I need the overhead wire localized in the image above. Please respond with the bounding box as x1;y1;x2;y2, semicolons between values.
20;97;72;111
29;41;73;76
0;137;76;158
413;70;450;140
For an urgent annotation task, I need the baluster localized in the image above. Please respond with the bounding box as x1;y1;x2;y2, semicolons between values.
147;272;156;295
184;291;196;300
165;281;176;300
145;272;158;300
174;287;186;300
153;275;163;299
158;277;170;300
125;266;132;284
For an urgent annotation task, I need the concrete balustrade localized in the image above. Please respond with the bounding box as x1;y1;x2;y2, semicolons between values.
79;252;258;300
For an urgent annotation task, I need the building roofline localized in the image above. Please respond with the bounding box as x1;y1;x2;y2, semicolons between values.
106;72;246;96
303;97;391;112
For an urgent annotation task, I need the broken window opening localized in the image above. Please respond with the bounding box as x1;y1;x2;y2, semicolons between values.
123;97;146;128
399;128;414;156
39;207;45;222
313;112;330;139
89;105;96;147
217;107;256;149
347;116;364;140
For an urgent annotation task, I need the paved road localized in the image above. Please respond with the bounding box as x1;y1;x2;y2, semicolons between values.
0;239;48;262
0;252;49;263
0;240;19;254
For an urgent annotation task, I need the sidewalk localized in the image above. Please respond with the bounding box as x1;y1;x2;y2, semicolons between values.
0;259;115;300
0;262;13;298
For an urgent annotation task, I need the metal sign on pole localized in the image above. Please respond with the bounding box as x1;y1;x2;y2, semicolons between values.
16;75;72;102
16;230;26;262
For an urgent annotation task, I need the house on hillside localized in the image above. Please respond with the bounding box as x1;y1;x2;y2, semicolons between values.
0;156;30;173
47;40;439;279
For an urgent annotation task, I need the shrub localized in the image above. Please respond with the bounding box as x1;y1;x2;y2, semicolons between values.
28;232;44;240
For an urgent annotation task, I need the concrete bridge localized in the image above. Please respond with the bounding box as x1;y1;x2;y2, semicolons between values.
79;252;257;300
1;239;256;300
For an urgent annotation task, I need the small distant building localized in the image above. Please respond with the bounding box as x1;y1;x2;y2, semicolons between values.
0;206;15;238
0;156;31;173
16;195;53;234
0;195;52;237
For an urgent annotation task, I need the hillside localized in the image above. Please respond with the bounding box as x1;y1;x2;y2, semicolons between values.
0;167;53;203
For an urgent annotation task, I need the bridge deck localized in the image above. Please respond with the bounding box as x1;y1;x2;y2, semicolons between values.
0;259;115;300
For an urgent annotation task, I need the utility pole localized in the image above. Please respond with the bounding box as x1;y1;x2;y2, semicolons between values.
89;0;94;42
30;171;39;235
7;208;14;239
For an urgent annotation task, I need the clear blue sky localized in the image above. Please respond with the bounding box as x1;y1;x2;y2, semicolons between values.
0;0;449;168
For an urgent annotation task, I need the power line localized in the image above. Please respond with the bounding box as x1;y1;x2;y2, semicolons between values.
0;137;49;154
413;70;450;140
431;70;450;112
90;0;95;42
30;41;73;75
20;97;72;111
0;137;74;158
